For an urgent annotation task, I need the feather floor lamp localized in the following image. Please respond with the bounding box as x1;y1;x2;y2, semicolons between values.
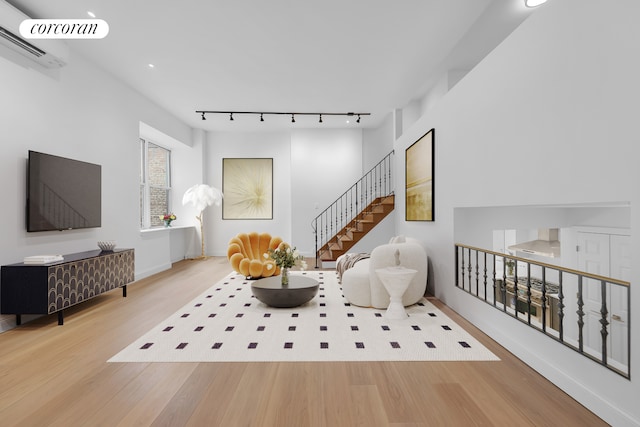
182;184;223;259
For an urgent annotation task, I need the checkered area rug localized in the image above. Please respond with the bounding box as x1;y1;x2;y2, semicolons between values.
108;270;499;362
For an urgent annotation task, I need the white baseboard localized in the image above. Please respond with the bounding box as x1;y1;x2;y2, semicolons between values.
135;262;172;281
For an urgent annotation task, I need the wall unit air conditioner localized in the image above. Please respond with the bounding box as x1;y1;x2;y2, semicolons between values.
0;0;69;68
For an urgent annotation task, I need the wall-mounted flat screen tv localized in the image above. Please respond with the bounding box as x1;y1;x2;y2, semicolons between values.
27;150;102;232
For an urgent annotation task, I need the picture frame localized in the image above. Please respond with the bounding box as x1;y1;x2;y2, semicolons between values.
222;158;273;220
405;128;434;221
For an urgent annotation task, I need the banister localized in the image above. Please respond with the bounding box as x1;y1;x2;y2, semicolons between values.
312;151;394;267
455;243;631;379
455;243;630;287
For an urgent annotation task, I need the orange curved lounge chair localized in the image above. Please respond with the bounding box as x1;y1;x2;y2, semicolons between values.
227;232;284;278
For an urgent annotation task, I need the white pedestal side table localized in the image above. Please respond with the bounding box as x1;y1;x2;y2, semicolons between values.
375;266;418;320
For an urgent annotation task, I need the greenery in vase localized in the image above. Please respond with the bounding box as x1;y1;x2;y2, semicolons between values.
505;259;515;275
265;242;307;270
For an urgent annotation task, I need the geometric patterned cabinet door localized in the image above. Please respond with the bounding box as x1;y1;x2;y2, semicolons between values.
1;249;134;326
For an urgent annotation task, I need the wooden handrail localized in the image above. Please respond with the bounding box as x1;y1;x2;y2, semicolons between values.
455;242;630;287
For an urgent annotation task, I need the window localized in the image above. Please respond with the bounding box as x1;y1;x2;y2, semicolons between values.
140;138;172;228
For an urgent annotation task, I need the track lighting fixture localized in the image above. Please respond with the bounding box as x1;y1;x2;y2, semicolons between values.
196;110;370;124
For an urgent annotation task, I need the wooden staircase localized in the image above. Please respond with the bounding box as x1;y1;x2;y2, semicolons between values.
317;194;394;262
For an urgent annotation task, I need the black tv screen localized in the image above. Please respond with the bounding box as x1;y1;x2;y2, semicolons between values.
27;150;102;232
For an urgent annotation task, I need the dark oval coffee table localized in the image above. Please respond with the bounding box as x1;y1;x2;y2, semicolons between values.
251;275;319;308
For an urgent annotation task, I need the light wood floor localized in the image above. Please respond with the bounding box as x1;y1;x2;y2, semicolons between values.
0;257;606;426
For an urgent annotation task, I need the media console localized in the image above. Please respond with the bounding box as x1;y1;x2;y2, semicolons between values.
1;248;134;325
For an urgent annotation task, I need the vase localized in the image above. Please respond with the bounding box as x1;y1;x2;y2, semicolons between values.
164;220;171;227
281;267;289;286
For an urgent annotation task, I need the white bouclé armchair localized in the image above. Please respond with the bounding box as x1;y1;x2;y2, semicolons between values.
340;236;428;308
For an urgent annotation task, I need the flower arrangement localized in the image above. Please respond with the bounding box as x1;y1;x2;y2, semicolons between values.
265;242;307;284
266;242;306;269
160;213;176;226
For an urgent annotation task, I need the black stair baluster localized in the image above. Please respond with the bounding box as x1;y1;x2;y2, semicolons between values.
355;185;359;225
467;248;472;292
383;158;388;195
460;248;465;289
369;172;373;208
349;188;353;229
541;266;547;332
526;263;532;325
492;254;497;306
577;276;584;353
558;272;565;342
600;280;609;366
502;257;508;313
513;262;519;319
475;250;479;297
483;252;488;301
330;205;334;256
336;197;344;237
455;246;460;288
377;164;381;198
314;218;318;268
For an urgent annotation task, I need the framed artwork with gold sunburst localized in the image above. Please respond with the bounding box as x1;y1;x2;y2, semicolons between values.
222;158;273;219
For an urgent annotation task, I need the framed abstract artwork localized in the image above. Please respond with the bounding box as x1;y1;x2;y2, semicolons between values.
405;128;434;221
222;158;273;219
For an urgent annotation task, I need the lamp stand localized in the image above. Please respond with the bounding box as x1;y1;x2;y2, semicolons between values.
194;212;207;260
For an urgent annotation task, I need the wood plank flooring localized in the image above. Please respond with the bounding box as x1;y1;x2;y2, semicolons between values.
0;257;607;426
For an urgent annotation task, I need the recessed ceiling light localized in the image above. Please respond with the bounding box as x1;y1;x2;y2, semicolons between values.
525;0;547;7
148;63;155;69
87;11;96;18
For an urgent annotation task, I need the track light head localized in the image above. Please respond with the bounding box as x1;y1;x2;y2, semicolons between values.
260;113;264;122
291;114;295;123
230;113;234;121
319;114;323;123
201;112;206;121
356;114;361;123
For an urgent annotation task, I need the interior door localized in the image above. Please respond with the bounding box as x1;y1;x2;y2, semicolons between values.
576;232;609;359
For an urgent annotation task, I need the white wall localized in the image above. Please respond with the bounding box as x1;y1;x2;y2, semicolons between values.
205;128;366;257
395;1;639;425
291;129;363;256
204;131;291;256
363;113;394;172
0;46;201;331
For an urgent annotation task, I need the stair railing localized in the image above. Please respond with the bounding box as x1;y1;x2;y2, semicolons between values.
455;243;631;378
312;150;394;267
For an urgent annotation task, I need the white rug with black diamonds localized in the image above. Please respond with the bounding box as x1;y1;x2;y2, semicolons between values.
109;270;499;363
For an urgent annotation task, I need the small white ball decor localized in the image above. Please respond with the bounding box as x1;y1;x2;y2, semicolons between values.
97;241;116;252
